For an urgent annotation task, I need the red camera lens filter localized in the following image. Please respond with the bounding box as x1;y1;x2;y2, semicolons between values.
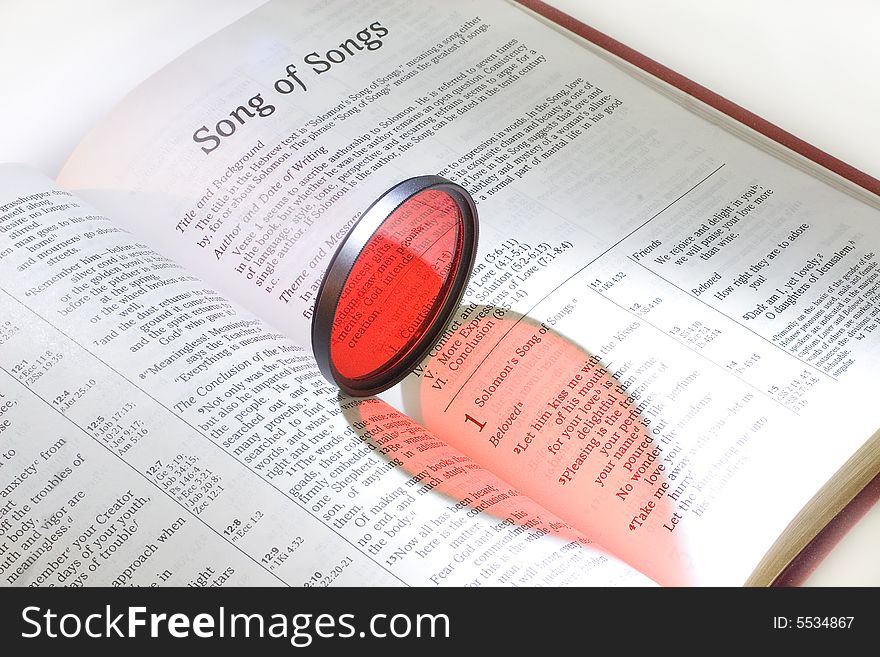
312;176;478;396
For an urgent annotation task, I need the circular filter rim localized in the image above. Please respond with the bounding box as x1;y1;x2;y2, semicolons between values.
312;175;478;397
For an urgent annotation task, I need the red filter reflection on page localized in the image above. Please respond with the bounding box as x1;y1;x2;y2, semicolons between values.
415;308;691;585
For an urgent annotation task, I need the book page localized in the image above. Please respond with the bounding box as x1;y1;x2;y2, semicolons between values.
56;0;880;584
0;165;645;587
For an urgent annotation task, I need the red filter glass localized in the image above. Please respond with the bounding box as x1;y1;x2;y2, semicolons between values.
312;176;478;396
331;189;460;379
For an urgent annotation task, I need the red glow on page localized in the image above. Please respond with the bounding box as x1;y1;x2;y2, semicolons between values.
415;309;691;585
351;397;595;549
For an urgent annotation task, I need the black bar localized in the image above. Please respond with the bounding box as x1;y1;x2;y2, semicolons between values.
0;586;874;653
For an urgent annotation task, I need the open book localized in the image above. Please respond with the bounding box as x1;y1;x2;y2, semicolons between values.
2;0;879;587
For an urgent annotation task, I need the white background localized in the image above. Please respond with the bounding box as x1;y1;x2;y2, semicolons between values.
0;0;877;585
